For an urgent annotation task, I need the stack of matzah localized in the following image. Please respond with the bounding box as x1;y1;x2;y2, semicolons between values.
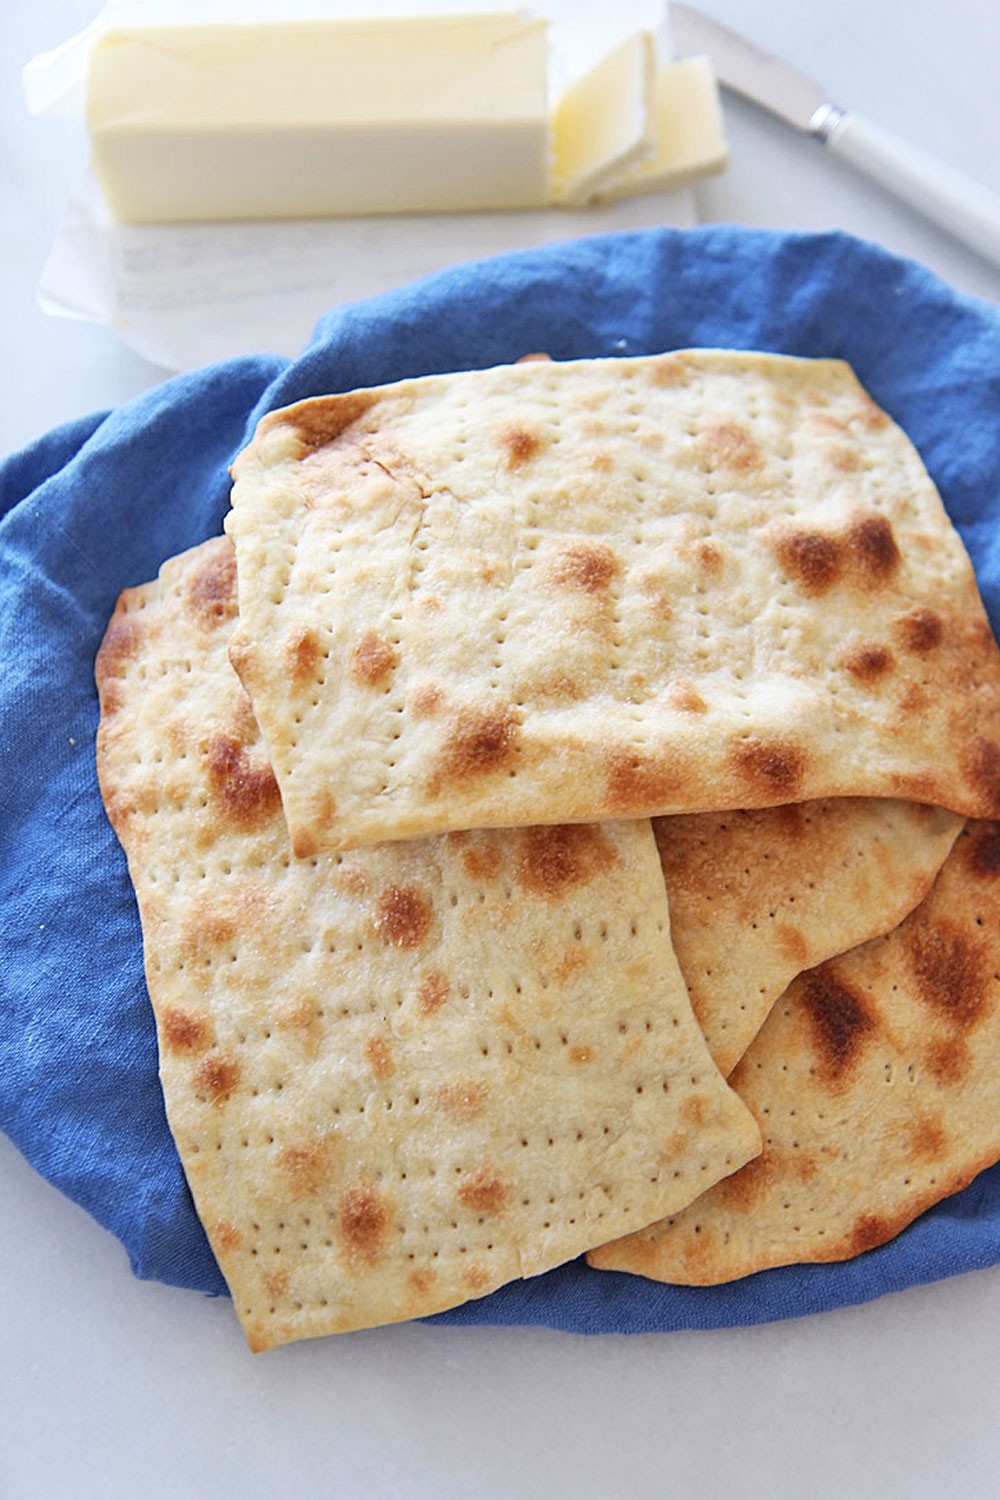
96;351;1000;1350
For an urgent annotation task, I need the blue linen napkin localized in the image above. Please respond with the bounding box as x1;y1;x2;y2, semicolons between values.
3;225;1000;1331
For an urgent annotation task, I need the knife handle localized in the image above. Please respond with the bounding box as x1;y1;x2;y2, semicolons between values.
824;112;1000;270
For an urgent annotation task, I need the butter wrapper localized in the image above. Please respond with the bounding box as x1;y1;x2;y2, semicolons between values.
25;0;695;370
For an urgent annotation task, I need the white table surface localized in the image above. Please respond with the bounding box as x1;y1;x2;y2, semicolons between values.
3;5;1000;1498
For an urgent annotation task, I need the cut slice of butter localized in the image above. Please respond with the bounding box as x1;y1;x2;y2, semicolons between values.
597;56;728;201
550;30;656;207
86;15;550;223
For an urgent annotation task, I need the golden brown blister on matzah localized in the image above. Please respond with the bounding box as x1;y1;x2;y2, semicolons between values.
225;351;1000;854
94;536;760;1351
658;799;963;1076
588;822;1000;1284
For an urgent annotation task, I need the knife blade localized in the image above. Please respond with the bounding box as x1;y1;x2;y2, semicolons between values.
669;2;1000;270
670;3;834;135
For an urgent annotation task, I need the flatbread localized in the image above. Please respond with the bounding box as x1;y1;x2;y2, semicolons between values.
94;535;760;1350
657;799;963;1076
224;350;1000;855
588;821;1000;1284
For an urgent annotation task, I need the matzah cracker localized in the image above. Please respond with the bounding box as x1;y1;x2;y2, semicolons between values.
94;536;760;1350
658;799;963;1076
588;821;1000;1284
225;351;1000;854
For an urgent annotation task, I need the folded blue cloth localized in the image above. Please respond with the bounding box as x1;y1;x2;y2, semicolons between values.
3;226;1000;1332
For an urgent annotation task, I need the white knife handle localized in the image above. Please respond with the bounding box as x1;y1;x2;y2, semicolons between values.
825;110;1000;270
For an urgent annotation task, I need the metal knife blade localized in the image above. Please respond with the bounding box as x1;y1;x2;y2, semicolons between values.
668;2;1000;269
669;3;841;138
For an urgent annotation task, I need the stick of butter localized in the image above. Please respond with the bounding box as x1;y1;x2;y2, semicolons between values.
550;31;656;207
86;15;550;223
596;56;728;201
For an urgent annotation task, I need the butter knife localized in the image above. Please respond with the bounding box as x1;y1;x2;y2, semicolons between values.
670;2;1000;270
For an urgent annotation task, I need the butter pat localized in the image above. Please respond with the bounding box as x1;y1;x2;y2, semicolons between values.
86;15;550;223
598;56;728;200
550;31;656;206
